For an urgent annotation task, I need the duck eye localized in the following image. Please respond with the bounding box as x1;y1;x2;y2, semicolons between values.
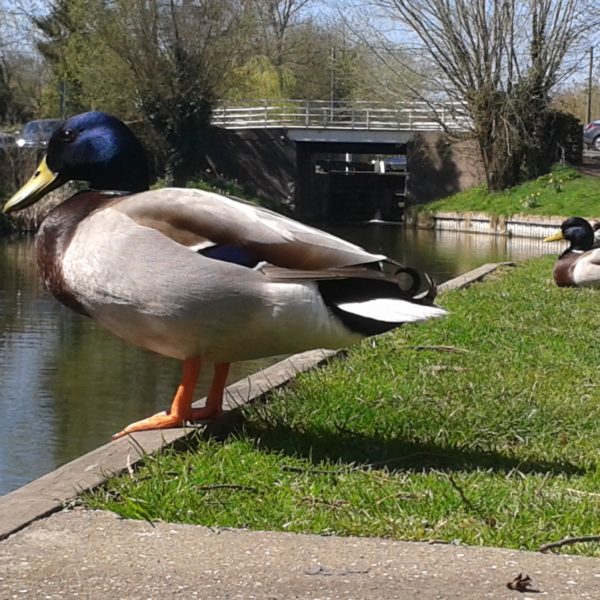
61;129;76;143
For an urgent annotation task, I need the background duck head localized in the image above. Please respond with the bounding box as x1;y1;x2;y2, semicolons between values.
4;111;149;213
544;217;594;258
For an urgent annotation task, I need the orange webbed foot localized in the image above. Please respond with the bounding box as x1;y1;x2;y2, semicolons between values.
112;411;187;439
111;360;230;440
111;405;224;440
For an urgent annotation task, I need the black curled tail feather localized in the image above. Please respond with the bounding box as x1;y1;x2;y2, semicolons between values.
317;267;442;336
393;266;421;297
414;272;438;304
377;260;436;302
387;263;438;304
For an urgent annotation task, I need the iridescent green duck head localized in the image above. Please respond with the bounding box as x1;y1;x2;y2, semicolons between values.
3;111;149;213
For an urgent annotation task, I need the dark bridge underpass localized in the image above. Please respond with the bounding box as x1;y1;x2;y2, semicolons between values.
296;140;408;222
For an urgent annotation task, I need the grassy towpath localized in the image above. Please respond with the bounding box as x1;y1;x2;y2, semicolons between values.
86;256;600;555
424;164;600;217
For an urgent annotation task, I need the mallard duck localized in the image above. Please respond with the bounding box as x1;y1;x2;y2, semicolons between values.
544;217;600;287
3;111;446;439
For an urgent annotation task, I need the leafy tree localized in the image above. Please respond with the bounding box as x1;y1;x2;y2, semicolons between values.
0;2;42;122
34;0;252;184
252;0;313;91
33;0;86;117
225;55;295;99
222;14;417;103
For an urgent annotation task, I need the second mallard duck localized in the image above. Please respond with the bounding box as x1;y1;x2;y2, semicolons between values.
544;217;600;287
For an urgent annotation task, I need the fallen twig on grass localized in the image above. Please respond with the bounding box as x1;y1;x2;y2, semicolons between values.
195;484;258;493
405;345;469;353
447;473;478;514
426;365;468;374
540;535;600;553
282;464;351;475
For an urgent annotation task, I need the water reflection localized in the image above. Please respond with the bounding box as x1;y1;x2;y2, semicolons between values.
324;224;555;283
0;228;555;495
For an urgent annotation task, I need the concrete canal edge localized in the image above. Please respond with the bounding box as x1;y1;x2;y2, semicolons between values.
0;262;514;541
409;210;568;239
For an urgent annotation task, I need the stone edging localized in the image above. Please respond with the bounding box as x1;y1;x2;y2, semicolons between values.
413;211;568;239
0;261;514;541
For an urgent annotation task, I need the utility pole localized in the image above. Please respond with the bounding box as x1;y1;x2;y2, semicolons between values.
330;45;336;122
588;45;594;124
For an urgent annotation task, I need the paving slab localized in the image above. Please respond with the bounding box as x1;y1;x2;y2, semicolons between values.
1;509;599;600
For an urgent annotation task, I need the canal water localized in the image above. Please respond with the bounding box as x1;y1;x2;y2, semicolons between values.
0;226;556;495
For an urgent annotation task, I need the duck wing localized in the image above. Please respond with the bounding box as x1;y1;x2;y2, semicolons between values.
572;249;600;287
113;188;386;270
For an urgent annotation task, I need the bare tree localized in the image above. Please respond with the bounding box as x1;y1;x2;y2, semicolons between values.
351;0;596;190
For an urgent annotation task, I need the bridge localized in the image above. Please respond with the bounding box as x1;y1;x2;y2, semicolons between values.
208;100;478;222
212;99;469;133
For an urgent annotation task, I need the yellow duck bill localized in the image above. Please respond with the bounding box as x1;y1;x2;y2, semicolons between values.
543;231;565;242
3;156;64;213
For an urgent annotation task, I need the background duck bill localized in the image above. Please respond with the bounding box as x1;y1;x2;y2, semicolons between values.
543;231;565;243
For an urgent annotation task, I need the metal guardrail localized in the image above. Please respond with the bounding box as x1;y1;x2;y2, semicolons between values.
211;99;470;132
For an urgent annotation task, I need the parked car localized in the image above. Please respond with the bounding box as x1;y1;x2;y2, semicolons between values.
16;118;62;149
583;119;600;151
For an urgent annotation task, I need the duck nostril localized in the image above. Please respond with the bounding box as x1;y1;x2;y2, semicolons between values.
34;171;40;177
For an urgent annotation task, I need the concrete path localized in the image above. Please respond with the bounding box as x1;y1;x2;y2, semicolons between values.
1;509;599;599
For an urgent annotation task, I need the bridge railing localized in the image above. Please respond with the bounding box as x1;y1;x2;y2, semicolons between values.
211;99;470;131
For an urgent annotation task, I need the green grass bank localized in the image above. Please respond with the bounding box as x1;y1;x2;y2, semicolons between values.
424;164;600;218
85;255;600;556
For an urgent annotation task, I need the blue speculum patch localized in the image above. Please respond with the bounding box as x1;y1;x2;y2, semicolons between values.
199;244;260;268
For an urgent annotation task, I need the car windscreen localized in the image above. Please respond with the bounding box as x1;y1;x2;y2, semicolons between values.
24;121;61;136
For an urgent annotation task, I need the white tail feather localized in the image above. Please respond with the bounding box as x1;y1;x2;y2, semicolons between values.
337;298;447;323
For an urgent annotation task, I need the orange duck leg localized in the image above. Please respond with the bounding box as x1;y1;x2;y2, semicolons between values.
112;359;230;439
